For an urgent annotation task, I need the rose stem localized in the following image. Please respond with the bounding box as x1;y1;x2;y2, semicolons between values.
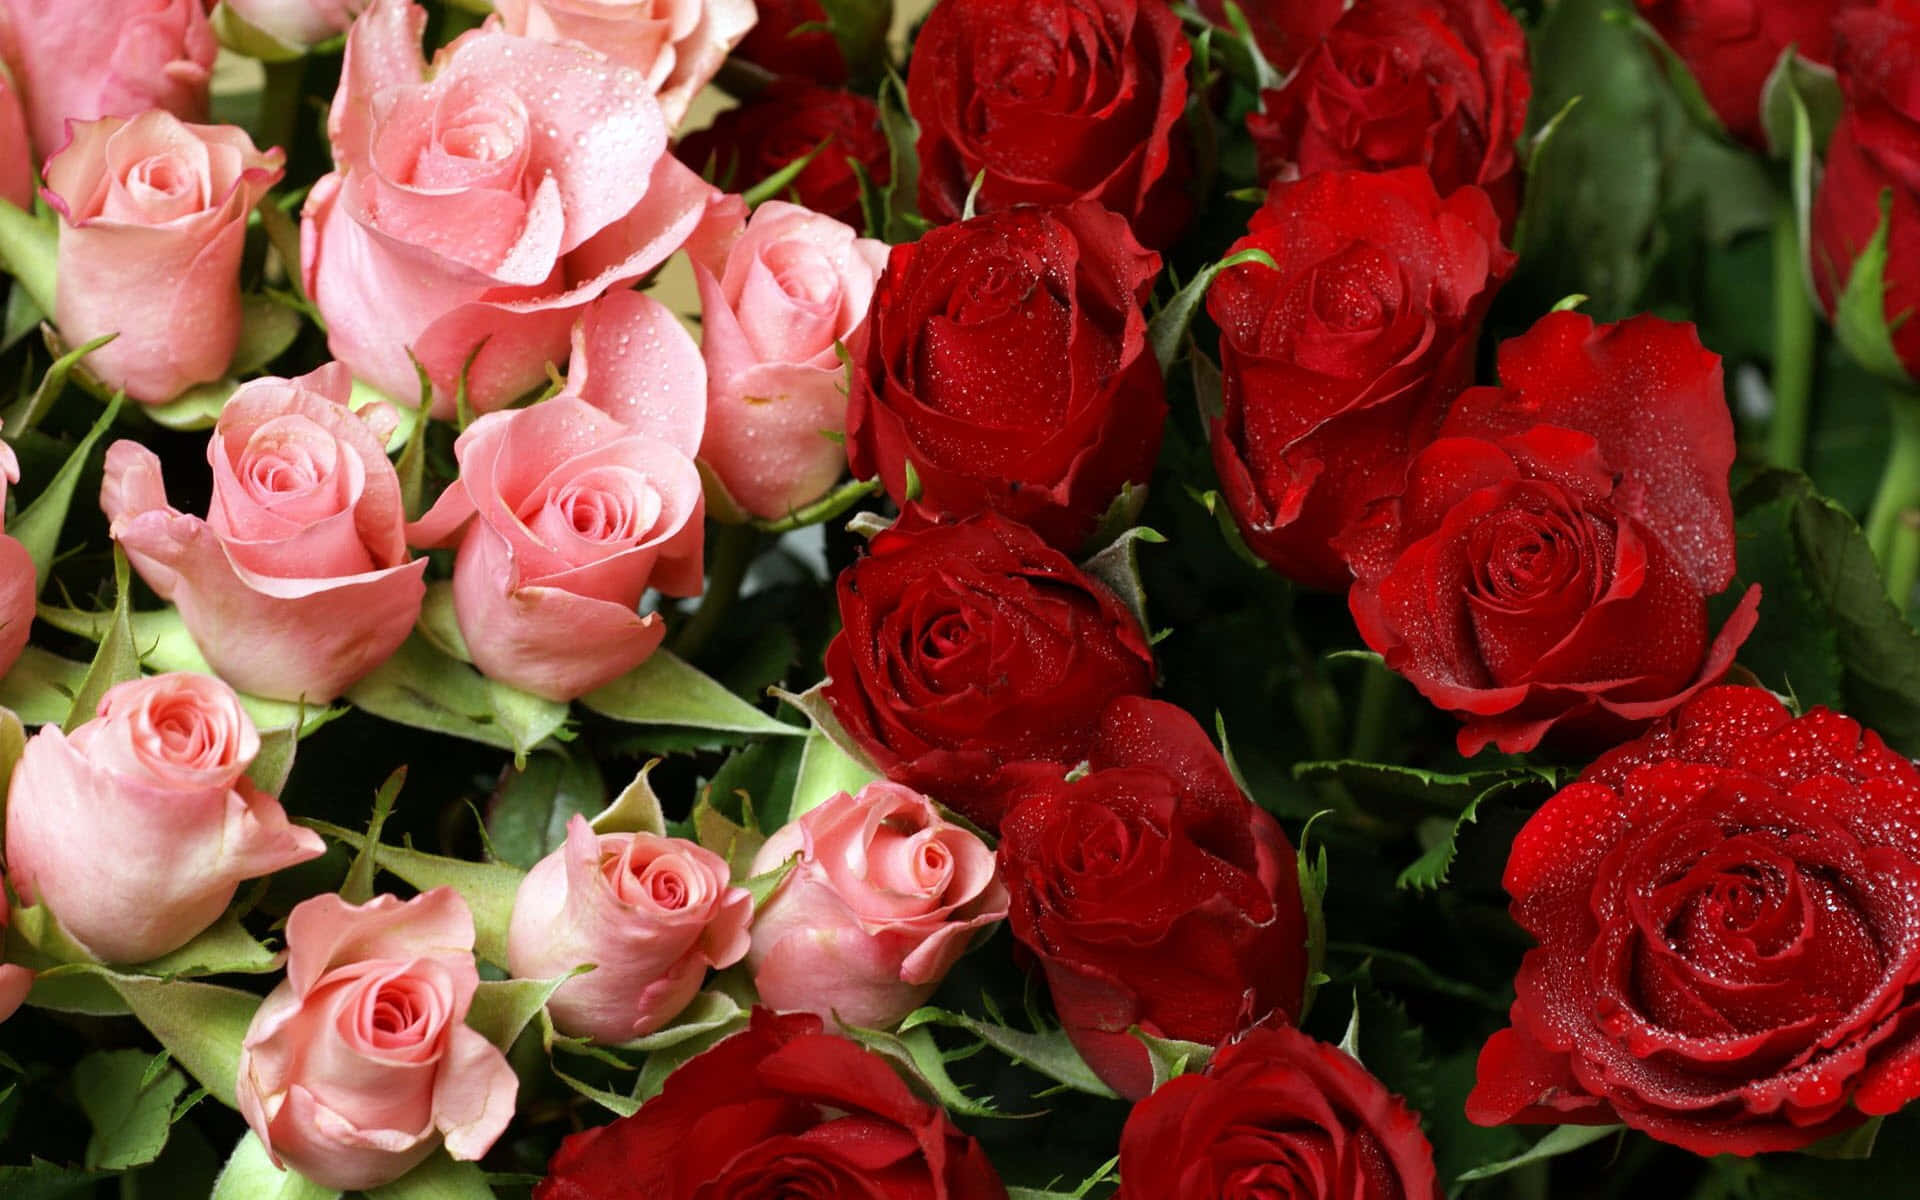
257;59;307;169
669;522;765;662
1764;199;1817;470
1866;390;1920;606
1346;658;1401;764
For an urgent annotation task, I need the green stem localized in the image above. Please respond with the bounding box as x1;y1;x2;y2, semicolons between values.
1765;199;1817;470
1347;659;1401;763
257;58;307;160
1865;393;1920;607
669;522;762;663
1888;512;1920;616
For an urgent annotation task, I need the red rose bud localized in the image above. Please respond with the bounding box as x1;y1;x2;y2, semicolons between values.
1638;0;1870;146
847;202;1167;550
679;83;889;229
1248;0;1531;233
1469;686;1920;1154
906;0;1193;247
823;508;1157;833
1208;169;1516;592
1190;0;1345;77
733;0;863;85
996;698;1309;1101
1116;1025;1443;1200
1339;311;1761;757
534;1009;1009;1199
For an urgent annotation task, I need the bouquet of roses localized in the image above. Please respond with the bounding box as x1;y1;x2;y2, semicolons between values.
3;0;1920;1194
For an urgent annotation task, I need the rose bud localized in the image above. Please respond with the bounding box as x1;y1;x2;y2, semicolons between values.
0;0;215;162
1469;686;1920;1154
4;674;325;963
0;428;31;679
747;782;1008;1030
0;61;30;210
1248;0;1530;233
0;867;30;1025
906;0;1192;247
1339;311;1762;757
686;199;885;519
1208;169;1515;591
677;83;890;228
534;1009;1009;1199
1116;1026;1442;1200
304;0;722;417
847;202;1166;550
823;508;1156;833
507;816;752;1043
216;0;370;56
407;395;705;701
237;888;518;1191
997;698;1308;1101
42;111;282;404
1639;0;1870;146
101;363;429;703
1190;0;1343;77
733;0;875;85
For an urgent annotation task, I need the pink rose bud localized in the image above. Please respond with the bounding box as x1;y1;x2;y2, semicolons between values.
4;673;325;963
506;815;753;1043
43;110;283;404
690;199;887;520
0;60;30;210
557;288;707;445
236;888;518;1192
407;394;705;701
747;781;1009;1029
303;0;722;417
0;866;30;1024
0;428;31;679
493;0;758;129
101;363;428;703
0;0;216;162
220;0;369;54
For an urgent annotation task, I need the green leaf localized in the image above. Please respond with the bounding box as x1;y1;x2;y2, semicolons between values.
841;1024;1013;1118
0;196;56;315
1149;248;1276;373
1833;189;1914;386
0;704;23;801
143;381;236;433
211;1132;340;1200
488;749;606;869
812;0;890;88
229;294;303;377
742;137;829;208
2;332;116;438
0;1160;125;1200
340;769;405;905
64;547;139;732
364;1152;495;1200
1079;525;1165;635
1395;779;1511;891
248;720;300;795
1611;9;1726;137
1006;1158;1118;1200
136;911;282;978
346;633;566;754
415;582;469;662
592;759;668;835
749;475;882;535
617;988;749;1053
1761;47;1842;161
789;726;877;821
742;855;796;909
13;391;124;589
307;820;525;969
468;975;572;1051
0;648;88;726
1293;760;1553;811
582;650;801;737
1297;812;1331;1021
55;969;262;1109
900;1007;1118;1099
1132;1028;1214;1090
74;1049;188;1169
772;680;884;777
1454;1123;1624;1184
877;72;922;244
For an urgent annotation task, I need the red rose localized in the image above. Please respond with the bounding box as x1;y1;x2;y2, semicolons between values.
1339;312;1761;756
1207;169;1515;591
1116;1025;1442;1199
997;698;1308;1100
847;202;1166;550
1247;0;1531;232
534;1009;1008;1198
824;508;1156;832
733;0;850;84
1639;0;1870;146
906;0;1192;247
1468;686;1920;1155
1191;0;1345;76
678;83;889;228
1812;0;1920;380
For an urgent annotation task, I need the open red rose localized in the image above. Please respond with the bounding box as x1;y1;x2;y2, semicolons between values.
678;82;889;228
1340;311;1761;756
823;508;1156;833
1117;1025;1442;1199
1639;0;1870;147
534;1008;1008;1198
847;201;1165;550
1247;0;1530;232
906;0;1192;247
997;697;1308;1101
1469;686;1920;1155
1208;168;1515;591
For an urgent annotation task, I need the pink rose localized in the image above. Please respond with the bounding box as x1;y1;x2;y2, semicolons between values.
219;0;369;54
0;428;30;680
690;199;887;519
0;0;216;162
0;866;29;1024
43;111;283;404
303;0;720;417
3;673;325;963
407;394;705;701
236;888;518;1192
101;363;428;702
506;815;752;1043
747;781;1008;1029
0;60;29;210
493;0;757;129
557;288;707;443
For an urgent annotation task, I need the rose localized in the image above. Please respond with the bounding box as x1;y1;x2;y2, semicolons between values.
1339;311;1762;756
4;673;324;963
1190;0;1343;76
1639;0;1869;146
0;428;29;680
1813;1;1920;380
492;0;757;129
676;82;889;227
1116;1025;1442;1200
534;1008;1009;1199
906;0;1192;247
996;697;1309;1100
43;110;282;404
822;508;1156;833
747;781;1008;1029
1247;0;1530;232
216;0;370;56
101;363;429;703
686;199;886;520
507;815;752;1043
0;0;215;161
407;395;705;701
237;888;518;1191
0;865;29;1026
1467;686;1920;1154
732;0;850;83
847;202;1166;550
1207;169;1515;592
303;0;720;417
0;59;28;210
